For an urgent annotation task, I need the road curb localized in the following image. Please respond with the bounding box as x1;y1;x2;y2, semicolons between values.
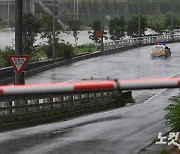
136;130;171;154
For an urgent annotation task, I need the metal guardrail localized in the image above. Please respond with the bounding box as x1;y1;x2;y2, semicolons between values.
104;34;180;51
0;78;179;117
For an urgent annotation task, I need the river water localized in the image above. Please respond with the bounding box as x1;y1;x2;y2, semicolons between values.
0;28;157;50
0;30;96;50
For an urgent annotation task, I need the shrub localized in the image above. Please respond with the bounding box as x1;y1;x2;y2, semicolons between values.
36;43;75;59
165;94;180;131
56;43;75;58
112;91;135;107
77;44;96;53
160;148;171;154
0;46;14;67
30;50;47;61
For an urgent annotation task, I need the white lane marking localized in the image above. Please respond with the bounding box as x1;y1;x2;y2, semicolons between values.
170;71;180;78
143;89;166;104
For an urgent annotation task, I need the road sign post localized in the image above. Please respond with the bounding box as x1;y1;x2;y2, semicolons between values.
14;71;25;85
8;55;29;85
15;0;23;85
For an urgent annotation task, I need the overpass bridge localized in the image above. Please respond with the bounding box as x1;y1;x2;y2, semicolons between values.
0;0;67;29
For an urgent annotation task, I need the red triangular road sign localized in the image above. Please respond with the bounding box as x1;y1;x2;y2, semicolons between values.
8;55;29;74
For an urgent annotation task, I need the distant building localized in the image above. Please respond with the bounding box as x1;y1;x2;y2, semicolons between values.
0;0;68;28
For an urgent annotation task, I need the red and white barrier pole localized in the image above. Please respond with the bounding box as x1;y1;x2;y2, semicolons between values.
0;78;179;95
0;81;116;95
118;78;180;90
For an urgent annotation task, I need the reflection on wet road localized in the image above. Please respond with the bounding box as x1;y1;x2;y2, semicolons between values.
26;43;180;82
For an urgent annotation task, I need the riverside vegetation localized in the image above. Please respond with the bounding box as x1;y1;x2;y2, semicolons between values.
0;7;179;68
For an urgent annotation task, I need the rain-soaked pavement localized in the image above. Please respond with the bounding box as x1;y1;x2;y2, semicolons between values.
1;42;180;153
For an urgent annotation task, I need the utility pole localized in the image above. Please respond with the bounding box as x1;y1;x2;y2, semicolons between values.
101;0;104;52
171;0;174;37
73;0;78;21
76;0;78;21
138;0;141;39
53;0;55;59
7;0;9;28
74;0;76;21
25;0;27;13
15;0;24;85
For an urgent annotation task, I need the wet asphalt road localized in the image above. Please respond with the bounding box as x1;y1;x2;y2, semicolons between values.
26;42;180;84
1;43;180;153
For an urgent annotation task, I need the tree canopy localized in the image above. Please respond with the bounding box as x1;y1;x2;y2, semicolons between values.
126;15;148;37
22;13;41;55
109;16;125;40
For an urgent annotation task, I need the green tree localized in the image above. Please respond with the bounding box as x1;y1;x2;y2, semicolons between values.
22;13;41;55
0;16;4;28
88;20;108;46
109;16;125;40
165;95;180;131
126;15;148;37
56;43;75;58
164;12;180;32
164;12;173;33
67;20;81;47
40;15;62;58
150;22;164;34
0;16;3;23
0;46;14;68
88;20;101;44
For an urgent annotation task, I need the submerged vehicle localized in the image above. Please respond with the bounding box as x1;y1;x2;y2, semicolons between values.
150;43;171;57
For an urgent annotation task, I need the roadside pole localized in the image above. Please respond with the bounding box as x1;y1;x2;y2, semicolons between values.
53;0;55;59
15;0;24;85
171;0;174;41
101;0;104;52
138;0;141;44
